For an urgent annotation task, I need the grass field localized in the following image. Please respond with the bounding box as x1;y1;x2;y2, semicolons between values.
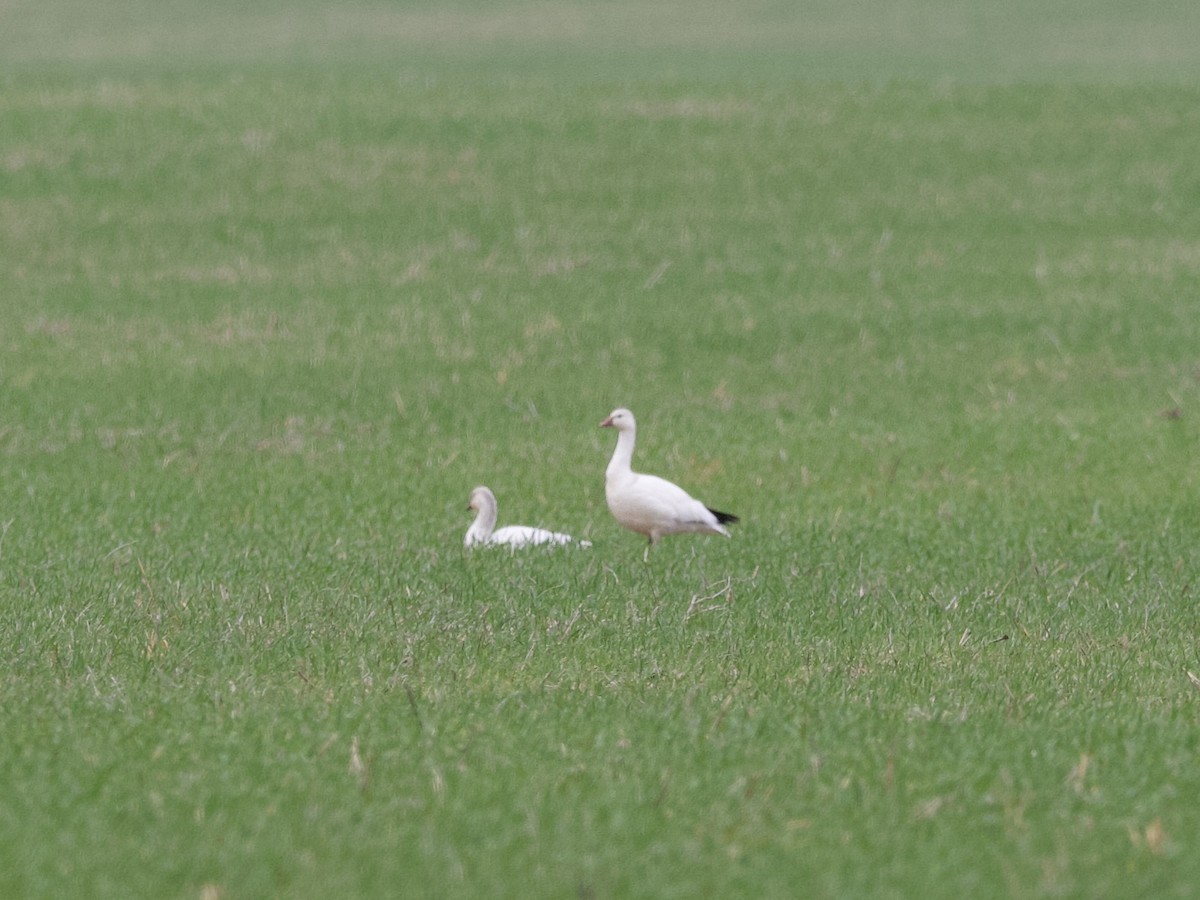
3;2;1200;897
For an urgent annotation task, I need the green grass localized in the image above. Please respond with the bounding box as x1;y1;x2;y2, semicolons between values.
3;2;1200;898
5;0;1200;83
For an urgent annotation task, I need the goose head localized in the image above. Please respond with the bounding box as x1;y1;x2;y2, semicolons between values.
467;485;496;512
599;408;635;431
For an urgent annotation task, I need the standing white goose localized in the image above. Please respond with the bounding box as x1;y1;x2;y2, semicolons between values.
600;408;738;558
464;486;590;548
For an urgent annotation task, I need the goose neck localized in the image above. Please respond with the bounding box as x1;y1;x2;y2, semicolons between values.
607;426;637;478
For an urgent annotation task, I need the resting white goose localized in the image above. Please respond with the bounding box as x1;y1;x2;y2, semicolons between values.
600;408;738;558
464;486;590;548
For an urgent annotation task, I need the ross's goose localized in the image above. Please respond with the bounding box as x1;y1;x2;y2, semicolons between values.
600;408;738;558
464;486;590;548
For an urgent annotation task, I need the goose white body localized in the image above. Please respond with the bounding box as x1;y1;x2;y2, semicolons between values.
600;408;737;556
464;486;589;548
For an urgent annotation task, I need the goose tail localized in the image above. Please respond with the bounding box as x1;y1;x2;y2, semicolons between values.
707;508;739;525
